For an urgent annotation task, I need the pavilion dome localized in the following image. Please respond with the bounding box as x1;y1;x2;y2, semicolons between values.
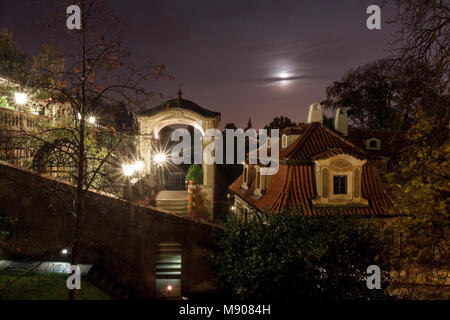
138;91;220;119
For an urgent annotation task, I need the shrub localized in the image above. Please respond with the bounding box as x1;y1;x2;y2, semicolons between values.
207;211;394;300
186;164;203;185
0;96;14;110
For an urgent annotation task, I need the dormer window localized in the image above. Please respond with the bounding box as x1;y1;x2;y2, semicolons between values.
241;163;254;190
365;138;381;150
253;166;271;198
313;154;368;207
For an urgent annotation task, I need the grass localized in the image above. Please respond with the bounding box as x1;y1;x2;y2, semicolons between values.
0;270;112;300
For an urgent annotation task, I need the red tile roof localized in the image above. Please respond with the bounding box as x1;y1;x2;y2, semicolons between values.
229;122;397;216
280;122;367;161
229;164;395;216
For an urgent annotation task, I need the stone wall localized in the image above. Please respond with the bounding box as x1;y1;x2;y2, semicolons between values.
0;160;220;298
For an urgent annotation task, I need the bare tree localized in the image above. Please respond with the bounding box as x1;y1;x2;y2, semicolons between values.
21;0;168;299
385;0;449;70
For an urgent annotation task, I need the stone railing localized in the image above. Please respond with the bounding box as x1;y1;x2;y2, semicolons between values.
0;107;43;131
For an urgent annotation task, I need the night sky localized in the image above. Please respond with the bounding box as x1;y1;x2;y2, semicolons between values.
1;0;398;128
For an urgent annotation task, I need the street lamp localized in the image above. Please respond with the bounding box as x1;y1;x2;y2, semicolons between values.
154;153;166;165
134;160;144;172
88;116;96;124
122;163;135;177
14;92;27;105
122;160;145;177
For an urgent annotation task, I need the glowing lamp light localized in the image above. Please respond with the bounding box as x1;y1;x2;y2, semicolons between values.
231;206;235;211
77;113;82;120
166;285;173;292
15;92;27;105
88;116;96;124
154;153;166;164
134;160;144;172
122;163;135;177
61;249;68;255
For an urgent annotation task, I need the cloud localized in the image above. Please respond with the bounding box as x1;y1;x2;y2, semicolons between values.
251;74;322;83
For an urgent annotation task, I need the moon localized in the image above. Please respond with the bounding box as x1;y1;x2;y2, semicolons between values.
279;72;289;79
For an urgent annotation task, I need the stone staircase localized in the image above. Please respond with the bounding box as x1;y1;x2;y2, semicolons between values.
153;190;189;214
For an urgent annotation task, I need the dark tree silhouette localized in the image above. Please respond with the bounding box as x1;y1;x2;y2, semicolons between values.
264;116;295;130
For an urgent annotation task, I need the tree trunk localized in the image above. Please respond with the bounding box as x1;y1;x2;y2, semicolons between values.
69;0;87;300
69;119;85;300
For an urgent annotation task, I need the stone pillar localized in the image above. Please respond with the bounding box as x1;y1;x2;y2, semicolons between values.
199;134;215;220
138;133;152;175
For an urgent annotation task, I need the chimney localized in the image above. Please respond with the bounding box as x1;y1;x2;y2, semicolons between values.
307;103;323;124
334;108;348;136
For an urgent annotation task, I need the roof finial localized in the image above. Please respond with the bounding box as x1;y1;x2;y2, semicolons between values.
177;83;183;107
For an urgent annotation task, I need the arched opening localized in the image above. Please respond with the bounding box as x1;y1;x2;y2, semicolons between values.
153;118;205;139
156;242;182;298
136;94;220;218
152;123;204;188
32;139;78;182
369;140;378;149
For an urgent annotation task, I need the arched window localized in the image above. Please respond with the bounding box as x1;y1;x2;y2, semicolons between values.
366;138;381;150
156;242;182;297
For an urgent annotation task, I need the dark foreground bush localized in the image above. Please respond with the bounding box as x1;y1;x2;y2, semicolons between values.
207;211;394;300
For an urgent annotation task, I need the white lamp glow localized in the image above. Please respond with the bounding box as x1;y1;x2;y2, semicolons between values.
122;163;135;176
15;92;27;105
134;160;144;172
154;153;166;164
88;116;96;124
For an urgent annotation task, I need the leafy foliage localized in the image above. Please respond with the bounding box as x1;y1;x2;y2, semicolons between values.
207;212;394;300
264;116;295;130
387;109;450;281
321;58;445;131
0;96;13;110
186;164;203;185
29;39;65;100
0;28;27;82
